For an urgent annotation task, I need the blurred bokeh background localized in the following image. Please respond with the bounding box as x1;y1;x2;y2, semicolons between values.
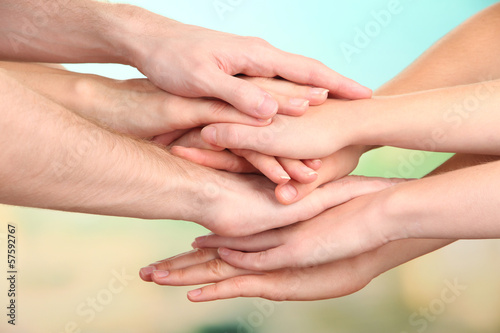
1;0;500;332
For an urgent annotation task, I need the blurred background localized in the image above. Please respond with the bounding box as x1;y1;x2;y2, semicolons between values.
1;0;500;332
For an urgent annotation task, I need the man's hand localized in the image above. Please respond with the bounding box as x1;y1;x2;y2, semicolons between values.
170;140;368;204
125;14;372;118
0;63;327;140
0;1;371;120
193;176;407;266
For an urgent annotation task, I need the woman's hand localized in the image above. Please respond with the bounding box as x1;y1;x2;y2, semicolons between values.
193;176;409;269
170;141;368;203
164;128;321;186
200;98;365;159
139;248;374;302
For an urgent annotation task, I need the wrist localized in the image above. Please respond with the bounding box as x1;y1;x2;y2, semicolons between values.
348;97;390;148
102;3;180;69
373;181;422;242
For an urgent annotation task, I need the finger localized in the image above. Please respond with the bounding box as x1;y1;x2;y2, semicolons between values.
204;88;308;118
277;157;318;184
277;174;404;206
192;97;273;127
217;247;293;271
267;50;372;100
205;72;278;119
271;93;309;116
303;159;322;171
241;77;329;105
187;274;286;302
233;149;290;184
193;229;283;252
152;258;255;286
276;148;363;204
171;146;257;173
139;248;220;281
152;129;189;146
170;128;224;151
201;124;275;155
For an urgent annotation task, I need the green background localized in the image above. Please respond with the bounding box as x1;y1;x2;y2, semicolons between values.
1;1;500;333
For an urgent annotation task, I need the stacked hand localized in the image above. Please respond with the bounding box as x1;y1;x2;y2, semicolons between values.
4;63;408;302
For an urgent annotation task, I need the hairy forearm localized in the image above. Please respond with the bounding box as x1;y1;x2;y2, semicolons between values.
0;69;199;220
0;0;155;65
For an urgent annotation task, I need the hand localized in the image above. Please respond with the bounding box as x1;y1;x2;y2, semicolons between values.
127;16;372;119
166;128;321;186
185;173;402;237
171;142;368;204
200;98;364;159
193;177;409;268
139;247;374;302
0;63;324;139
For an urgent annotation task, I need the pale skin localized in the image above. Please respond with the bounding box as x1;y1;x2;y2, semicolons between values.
0;66;385;238
0;61;337;188
0;0;373;216
168;3;500;204
0;0;370;120
140;3;500;301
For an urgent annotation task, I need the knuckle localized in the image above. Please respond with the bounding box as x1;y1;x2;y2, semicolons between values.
73;77;96;100
231;80;252;101
173;267;186;281
207;100;232;117
157;260;173;271
252;251;268;270
225;155;244;172
193;248;212;261
206;259;225;277
230;276;248;293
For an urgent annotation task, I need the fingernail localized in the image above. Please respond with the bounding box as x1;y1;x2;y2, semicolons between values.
257;93;278;117
188;288;202;297
153;270;170;279
257;118;273;124
191;241;198;248
274;166;290;181
203;127;217;144
194;235;205;243
289;98;309;108
310;88;329;98
140;266;154;277
312;159;322;167
302;165;318;176
218;248;231;256
279;184;298;202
